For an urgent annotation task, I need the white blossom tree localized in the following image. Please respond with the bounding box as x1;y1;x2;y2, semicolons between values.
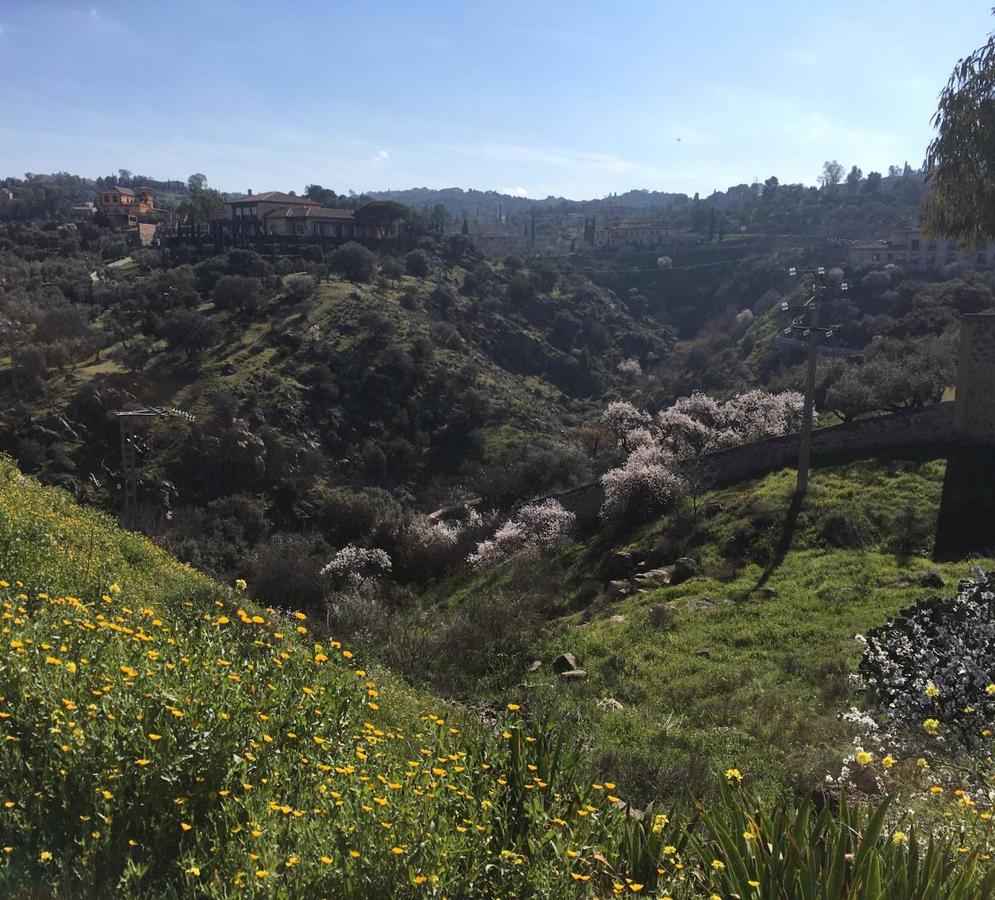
597;389;811;523
468;499;575;570
600;444;685;524
321;545;392;587
599;400;652;453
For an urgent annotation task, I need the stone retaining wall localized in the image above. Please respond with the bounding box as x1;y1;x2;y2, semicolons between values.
557;402;959;527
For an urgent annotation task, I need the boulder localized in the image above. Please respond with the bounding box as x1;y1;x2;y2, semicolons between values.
604;550;636;579
919;570;945;589
597;697;624;712
673;557;698;581
608;580;632;599
552;652;579;675
686;598;714;612
696;648;712;659
527;660;542;673
558;669;588;681
608;614;627;624
648;604;675;628
634;566;674;585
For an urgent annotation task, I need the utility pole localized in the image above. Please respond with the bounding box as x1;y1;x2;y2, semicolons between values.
114;407;196;529
780;267;845;496
0;320;23;397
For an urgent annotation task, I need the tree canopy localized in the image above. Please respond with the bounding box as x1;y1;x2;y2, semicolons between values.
925;20;995;245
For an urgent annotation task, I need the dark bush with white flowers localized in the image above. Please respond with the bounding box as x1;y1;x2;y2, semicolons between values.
859;569;995;747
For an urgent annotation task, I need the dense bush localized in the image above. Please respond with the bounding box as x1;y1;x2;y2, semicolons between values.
212;274;264;313
404;249;431;277
859;568;995;748
248;532;330;615
328;241;376;283
283;273;316;303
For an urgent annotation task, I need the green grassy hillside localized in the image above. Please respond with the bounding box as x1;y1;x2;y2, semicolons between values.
422;453;994;801
3;456;995;897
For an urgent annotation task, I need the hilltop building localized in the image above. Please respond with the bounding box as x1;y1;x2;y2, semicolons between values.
227;191;400;243
592;219;675;249
849;226;995;270
227;191;319;237
97;185;174;232
96;186;175;245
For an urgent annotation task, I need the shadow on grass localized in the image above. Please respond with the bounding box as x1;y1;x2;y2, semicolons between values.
935;447;995;561
752;489;805;592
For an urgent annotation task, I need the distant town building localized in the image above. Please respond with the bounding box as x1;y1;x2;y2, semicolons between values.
96;186;174;232
227;191;400;243
70;201;96;220
850;226;995;270
593;219;675;249
228;191;320;237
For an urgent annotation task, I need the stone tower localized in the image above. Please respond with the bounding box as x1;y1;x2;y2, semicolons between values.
953;311;995;443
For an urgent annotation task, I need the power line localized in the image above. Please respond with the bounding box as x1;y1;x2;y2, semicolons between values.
572;251;773;275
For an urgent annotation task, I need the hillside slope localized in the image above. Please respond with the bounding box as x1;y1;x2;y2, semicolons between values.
1;249;672;574
0;453;623;897
4;457;995;897
414;453;994;801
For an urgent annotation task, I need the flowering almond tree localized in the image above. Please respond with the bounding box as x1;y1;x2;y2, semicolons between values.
320;545;392;587
468;500;575;570
598;390;809;522
600;444;686;524
599;400;652;453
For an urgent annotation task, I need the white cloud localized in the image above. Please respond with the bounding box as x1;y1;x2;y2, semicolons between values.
89;8;99;19
463;141;640;175
372;149;390;162
501;186;529;197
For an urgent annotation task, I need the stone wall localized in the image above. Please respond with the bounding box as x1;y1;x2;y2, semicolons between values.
556;312;995;528
556;403;958;528
954;312;995;442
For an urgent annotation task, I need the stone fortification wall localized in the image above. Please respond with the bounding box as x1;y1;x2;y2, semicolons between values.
557;313;995;528
954;312;995;442
557;403;958;528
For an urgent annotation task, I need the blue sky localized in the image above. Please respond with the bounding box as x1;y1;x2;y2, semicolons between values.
0;1;992;199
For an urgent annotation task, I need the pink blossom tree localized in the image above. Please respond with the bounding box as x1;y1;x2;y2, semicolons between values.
468;499;576;570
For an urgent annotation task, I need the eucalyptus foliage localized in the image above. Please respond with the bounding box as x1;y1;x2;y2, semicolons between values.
925;20;995;246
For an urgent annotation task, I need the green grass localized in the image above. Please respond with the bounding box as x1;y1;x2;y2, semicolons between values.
0;455;633;896
430;455;994;802
2;456;994;897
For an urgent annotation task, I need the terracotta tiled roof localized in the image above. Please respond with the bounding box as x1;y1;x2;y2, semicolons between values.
110;186;136;196
229;192;320;206
262;206;356;220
